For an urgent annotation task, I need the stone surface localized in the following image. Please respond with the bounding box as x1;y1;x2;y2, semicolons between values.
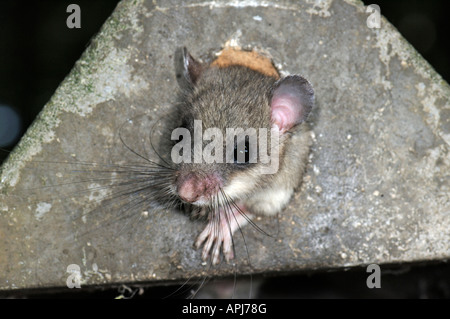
1;0;449;290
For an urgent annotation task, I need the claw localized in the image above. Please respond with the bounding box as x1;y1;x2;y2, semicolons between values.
194;205;250;265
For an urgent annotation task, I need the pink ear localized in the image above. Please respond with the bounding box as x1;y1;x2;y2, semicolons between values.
270;75;314;133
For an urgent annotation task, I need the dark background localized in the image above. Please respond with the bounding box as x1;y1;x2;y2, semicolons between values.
0;0;449;298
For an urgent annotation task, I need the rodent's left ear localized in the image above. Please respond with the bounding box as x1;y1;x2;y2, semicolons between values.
174;47;204;90
270;75;314;133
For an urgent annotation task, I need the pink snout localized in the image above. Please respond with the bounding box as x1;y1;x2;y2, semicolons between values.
176;172;221;203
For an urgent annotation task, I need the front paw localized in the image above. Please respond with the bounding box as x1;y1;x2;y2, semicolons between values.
194;206;250;265
194;213;235;265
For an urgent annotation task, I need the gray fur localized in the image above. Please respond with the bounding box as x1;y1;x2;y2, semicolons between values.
176;57;314;217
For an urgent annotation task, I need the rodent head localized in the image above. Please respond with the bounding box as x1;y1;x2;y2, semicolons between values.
171;48;314;206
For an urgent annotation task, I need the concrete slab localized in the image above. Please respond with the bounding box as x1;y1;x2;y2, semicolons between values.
1;0;449;290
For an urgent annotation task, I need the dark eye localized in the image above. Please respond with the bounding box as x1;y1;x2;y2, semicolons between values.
234;139;250;164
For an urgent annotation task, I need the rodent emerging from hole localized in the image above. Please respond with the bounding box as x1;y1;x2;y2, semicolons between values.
158;46;314;265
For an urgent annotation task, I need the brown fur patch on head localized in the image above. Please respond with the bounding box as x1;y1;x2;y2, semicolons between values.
211;47;280;79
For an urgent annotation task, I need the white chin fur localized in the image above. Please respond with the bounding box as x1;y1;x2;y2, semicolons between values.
222;175;256;200
191;197;211;206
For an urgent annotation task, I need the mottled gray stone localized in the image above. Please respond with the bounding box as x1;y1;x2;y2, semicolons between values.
1;0;449;290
